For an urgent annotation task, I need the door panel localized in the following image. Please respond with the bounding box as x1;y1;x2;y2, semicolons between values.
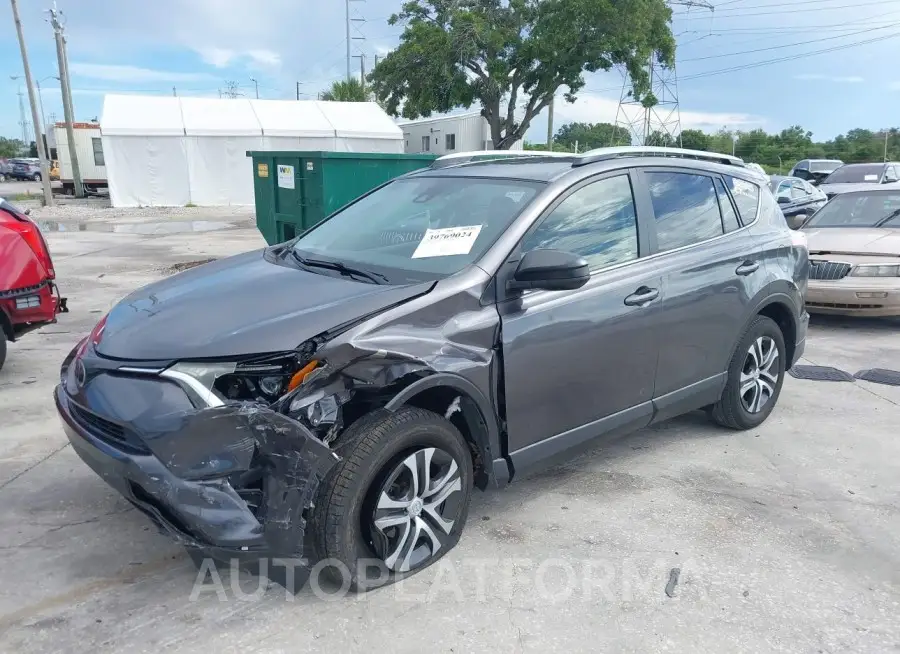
637;169;763;402
496;171;660;471
499;266;662;463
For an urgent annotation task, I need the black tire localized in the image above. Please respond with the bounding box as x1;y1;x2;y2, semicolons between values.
310;406;473;592
0;337;6;372
710;315;786;430
32;173;41;182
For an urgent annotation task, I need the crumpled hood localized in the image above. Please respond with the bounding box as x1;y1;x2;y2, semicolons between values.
803;227;900;257
97;249;431;360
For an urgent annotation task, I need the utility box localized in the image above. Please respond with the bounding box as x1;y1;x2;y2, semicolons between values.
248;151;437;244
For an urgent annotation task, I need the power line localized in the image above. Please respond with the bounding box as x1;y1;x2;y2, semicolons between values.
679;30;900;81
674;0;894;19
686;0;893;13
584;28;900;94
680;22;899;61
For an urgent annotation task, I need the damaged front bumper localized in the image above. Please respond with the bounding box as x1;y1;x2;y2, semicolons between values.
54;355;339;572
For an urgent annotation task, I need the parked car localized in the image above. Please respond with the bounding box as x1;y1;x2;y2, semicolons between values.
789;159;843;185
10;158;42;181
800;188;900;316
769;175;827;229
56;147;808;590
0;199;67;371
818;162;900;199
0;159;12;181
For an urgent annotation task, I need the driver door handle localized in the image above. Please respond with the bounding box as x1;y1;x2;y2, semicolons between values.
736;261;760;276
624;286;659;306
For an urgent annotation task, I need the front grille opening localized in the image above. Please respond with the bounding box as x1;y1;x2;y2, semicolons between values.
70;403;150;455
808;261;852;281
231;467;265;520
808;301;884;309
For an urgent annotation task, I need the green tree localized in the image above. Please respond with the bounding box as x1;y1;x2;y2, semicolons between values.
320;78;370;102
554;122;631;151
645;130;676;147
0;137;25;158
370;0;676;150
679;129;709;151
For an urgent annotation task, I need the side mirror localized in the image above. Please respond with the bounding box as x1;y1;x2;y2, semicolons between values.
788;214;807;229
882;176;897;184
777;195;791;204
507;248;590;292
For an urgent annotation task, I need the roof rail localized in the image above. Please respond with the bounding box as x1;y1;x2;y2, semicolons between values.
573;146;745;168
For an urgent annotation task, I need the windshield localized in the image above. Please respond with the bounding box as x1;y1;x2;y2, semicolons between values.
803;193;900;228
822;164;884;184
291;176;543;283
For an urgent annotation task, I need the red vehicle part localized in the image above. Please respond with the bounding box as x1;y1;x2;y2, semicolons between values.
0;200;67;357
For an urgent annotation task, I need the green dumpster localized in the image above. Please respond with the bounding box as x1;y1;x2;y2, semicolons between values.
248;151;437;245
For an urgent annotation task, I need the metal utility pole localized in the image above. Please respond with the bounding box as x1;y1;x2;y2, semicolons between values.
172;86;177;96
249;77;259;99
296;81;302;100
35;76;56;135
885;132;889;162
612;0;713;147
10;0;53;206
346;0;365;81
546;97;554;151
49;3;84;198
13;83;29;144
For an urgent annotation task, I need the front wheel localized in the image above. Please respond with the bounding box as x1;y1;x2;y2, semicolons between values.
709;315;786;430
311;406;473;591
32;173;41;182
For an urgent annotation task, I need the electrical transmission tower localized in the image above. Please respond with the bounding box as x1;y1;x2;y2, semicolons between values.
611;0;714;146
220;81;243;99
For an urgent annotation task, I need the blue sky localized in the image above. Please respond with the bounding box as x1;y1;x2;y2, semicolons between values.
1;0;898;145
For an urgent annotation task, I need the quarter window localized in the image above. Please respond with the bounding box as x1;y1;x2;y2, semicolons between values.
646;172;723;251
714;178;741;232
724;175;761;223
790;181;807;200
522;175;638;269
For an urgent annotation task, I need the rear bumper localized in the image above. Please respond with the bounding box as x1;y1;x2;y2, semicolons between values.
0;281;66;339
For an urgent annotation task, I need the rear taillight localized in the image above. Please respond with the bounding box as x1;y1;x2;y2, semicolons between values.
0;208;55;279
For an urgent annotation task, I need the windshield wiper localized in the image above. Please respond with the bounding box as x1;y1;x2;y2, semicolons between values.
873;208;900;228
292;252;389;284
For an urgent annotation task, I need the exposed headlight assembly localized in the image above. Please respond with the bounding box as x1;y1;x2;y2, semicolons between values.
164;348;322;407
850;264;900;277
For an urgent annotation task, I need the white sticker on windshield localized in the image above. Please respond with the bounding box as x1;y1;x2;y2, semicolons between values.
506;191;526;203
865;174;879;181
412;225;483;258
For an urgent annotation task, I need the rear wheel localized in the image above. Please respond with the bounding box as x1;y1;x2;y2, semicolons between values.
311;406;473;591
709;315;786;430
32;172;41;182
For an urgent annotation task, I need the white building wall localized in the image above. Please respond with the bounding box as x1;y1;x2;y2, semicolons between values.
401;113;523;154
54;124;107;184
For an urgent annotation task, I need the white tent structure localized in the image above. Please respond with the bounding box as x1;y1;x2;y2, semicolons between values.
100;95;405;207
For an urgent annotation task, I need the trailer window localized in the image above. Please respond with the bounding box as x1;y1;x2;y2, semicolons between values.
92;138;105;166
445;134;456;151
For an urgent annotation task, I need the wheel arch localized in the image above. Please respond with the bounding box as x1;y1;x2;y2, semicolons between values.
742;290;800;368
384;373;506;490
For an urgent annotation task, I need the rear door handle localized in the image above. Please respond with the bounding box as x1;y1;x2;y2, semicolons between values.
624;286;659;306
736;261;760;276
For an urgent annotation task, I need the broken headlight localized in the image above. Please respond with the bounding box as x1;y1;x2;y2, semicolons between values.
165;349;321;407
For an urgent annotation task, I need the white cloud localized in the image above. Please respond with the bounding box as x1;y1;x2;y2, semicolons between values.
195;47;281;69
794;74;864;83
247;49;282;67
889;81;900;91
554;93;764;131
197;47;236;68
69;63;213;83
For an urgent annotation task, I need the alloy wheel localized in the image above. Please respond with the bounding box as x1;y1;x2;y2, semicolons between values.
740;336;780;413
368;447;464;573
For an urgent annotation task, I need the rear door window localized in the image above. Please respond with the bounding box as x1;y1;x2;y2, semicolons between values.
645;171;724;251
724;176;761;224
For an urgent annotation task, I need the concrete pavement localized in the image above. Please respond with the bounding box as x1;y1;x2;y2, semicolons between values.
1;214;898;653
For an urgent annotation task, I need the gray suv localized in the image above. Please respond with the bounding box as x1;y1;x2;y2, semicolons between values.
56;146;809;590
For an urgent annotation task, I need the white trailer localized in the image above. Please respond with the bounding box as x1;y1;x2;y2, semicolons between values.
400;112;523;155
53;122;108;193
